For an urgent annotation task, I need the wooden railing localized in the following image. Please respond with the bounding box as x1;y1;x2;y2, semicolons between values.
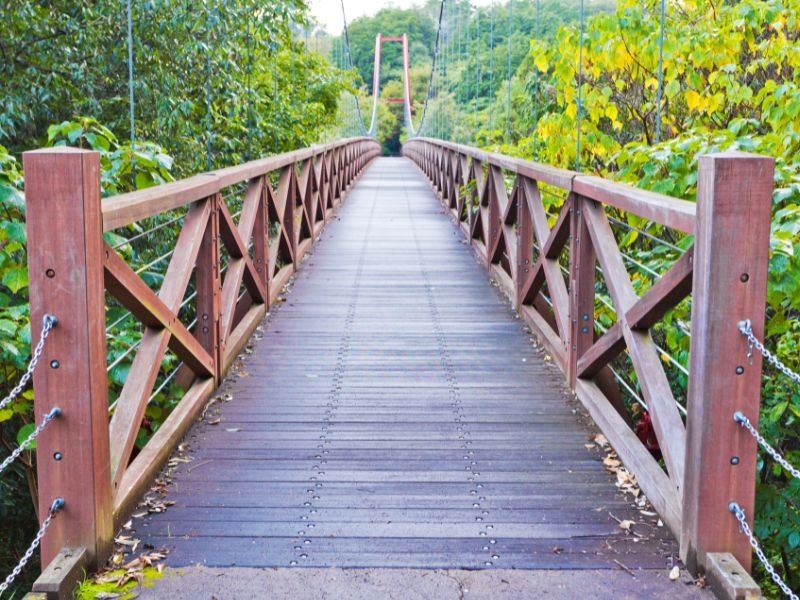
23;137;380;589
404;138;774;580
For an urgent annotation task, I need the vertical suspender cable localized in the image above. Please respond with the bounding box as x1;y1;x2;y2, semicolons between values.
290;19;296;140
655;0;666;143
575;0;585;171
273;41;279;154
441;13;445;139
464;5;470;143
474;5;480;141
532;0;540;159
205;0;213;170
488;1;494;134
246;8;252;161
305;28;310;108
506;0;512;143
446;1;451;140
340;0;368;136
457;3;462;143
126;0;136;186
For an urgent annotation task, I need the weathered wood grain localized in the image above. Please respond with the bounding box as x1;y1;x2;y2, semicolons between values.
134;158;680;571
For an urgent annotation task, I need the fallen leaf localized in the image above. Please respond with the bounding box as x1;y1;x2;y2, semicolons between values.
619;520;635;531
225;427;241;432
669;566;680;581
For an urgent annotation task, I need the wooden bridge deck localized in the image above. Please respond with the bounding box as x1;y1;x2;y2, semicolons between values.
134;157;679;571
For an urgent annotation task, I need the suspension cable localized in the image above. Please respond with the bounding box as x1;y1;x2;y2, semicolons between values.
305;27;310;108
655;0;666;143
415;0;445;137
273;41;279;154
126;0;136;188
457;2;463;143
488;1;494;134
339;0;369;136
506;0;512;143
532;0;540;159
246;7;253;161
474;5;480;140
575;0;585;171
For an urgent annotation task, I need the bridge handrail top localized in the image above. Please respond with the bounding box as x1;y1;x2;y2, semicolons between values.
408;137;700;233
100;137;377;232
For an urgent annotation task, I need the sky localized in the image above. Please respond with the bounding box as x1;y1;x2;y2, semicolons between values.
311;0;493;35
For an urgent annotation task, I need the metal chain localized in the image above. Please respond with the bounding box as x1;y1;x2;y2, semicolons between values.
734;411;800;480
738;319;800;385
0;315;57;414
0;407;61;476
729;502;799;600
0;497;65;596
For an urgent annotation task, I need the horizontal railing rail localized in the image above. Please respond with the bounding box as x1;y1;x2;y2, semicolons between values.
23;137;380;592
404;137;774;590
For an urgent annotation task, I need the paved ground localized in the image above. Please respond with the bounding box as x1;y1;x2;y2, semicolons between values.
137;566;712;599
128;158;714;598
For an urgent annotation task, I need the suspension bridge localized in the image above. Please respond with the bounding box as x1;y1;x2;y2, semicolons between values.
2;1;798;599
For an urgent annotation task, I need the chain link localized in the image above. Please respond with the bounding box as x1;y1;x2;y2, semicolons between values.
734;411;800;480
735;320;800;479
729;502;798;600
0;407;61;476
0;314;57;414
0;497;64;596
738;319;800;385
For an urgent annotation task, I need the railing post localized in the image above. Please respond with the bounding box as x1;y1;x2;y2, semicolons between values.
23;148;113;567
196;194;223;382
568;195;595;386
682;152;774;573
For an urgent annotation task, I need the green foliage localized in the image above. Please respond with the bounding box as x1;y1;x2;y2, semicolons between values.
75;566;166;600
1;0;349;175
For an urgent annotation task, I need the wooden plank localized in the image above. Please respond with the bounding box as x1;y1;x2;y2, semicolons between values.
577;249;694;376
522;181;571;337
108;328;171;490
575;380;681;533
577;322;626;378
573;175;696;234
626;248;694;330
31;546;89;600
24;148;113;567
218;201;266;303
682;153;774;572
103;247;215;377
114;378;215;526
408;137;576;190
582;200;686;491
222;304;267;373
102;175;220;232
102;139;378;233
132;157;681;575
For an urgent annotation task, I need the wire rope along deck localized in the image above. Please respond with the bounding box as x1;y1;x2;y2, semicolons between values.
133;158;679;570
